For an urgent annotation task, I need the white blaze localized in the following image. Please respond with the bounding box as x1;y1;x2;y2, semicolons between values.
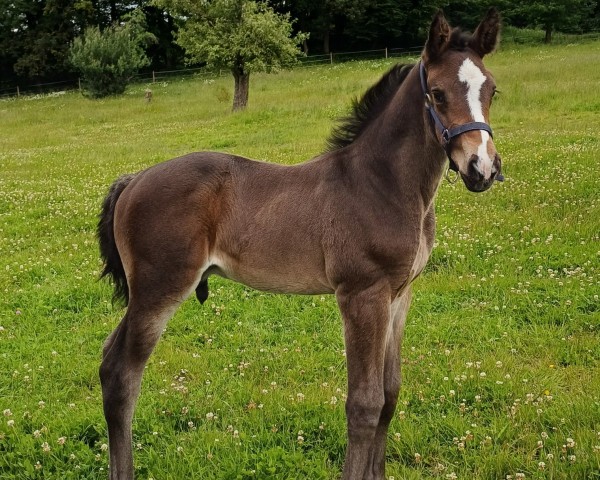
458;58;493;177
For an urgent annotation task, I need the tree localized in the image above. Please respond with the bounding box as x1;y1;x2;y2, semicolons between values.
166;0;306;111
344;0;412;48
319;0;371;52
509;0;597;42
0;0;96;82
269;0;369;53
69;9;155;98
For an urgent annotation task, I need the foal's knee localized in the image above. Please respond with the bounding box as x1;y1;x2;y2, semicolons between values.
345;393;385;436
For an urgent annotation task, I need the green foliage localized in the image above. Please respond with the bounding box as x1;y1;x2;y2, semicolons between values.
69;10;155;98
1;0;97;80
2;0;600;87
345;0;413;46
172;0;306;74
1;43;600;479
504;0;598;42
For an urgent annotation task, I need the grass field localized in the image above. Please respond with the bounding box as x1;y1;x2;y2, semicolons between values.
1;40;599;480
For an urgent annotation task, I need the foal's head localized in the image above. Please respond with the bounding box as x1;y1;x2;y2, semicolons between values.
422;8;502;192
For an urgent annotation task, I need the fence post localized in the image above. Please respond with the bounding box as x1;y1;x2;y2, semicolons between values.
16;86;20;98
152;71;156;83
385;47;388;59
330;52;333;64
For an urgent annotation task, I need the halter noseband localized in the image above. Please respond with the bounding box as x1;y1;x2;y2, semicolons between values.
419;62;503;181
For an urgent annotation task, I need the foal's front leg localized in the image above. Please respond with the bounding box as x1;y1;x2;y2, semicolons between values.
336;283;391;480
366;289;411;479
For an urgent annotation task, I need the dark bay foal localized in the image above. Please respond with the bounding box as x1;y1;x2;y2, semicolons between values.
98;9;502;480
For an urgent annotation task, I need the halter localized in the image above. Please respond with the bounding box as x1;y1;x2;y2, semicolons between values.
419;62;503;181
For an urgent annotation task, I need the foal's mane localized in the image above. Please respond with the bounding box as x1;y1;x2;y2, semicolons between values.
326;63;414;152
326;28;475;152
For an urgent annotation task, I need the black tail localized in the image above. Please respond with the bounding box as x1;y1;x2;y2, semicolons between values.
98;174;136;305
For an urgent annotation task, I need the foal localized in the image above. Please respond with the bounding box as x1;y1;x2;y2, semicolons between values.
99;9;502;480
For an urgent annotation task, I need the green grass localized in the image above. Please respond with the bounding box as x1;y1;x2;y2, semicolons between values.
1;42;599;479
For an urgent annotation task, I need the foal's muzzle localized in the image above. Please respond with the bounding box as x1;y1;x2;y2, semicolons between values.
461;153;503;192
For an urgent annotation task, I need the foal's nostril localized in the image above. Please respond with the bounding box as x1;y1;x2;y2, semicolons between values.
493;153;504;182
494;153;502;169
467;154;484;179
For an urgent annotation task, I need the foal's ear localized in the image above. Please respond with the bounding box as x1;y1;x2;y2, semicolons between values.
470;7;501;57
424;10;451;62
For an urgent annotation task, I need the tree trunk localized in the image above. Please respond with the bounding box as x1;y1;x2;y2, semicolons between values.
544;26;552;44
109;0;118;23
232;69;250;111
323;30;330;54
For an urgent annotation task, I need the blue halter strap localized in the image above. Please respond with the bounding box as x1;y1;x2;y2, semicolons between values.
419;61;502;181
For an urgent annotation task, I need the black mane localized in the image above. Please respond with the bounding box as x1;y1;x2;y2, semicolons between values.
326;63;415;152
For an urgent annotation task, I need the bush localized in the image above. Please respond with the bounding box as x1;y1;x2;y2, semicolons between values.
70;19;150;98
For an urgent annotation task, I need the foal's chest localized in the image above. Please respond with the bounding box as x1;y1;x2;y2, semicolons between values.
409;209;436;283
409;232;432;283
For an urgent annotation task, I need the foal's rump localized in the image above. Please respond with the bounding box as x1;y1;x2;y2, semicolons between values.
106;152;236;304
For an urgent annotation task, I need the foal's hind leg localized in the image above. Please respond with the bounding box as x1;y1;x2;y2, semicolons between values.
100;271;199;480
366;288;411;480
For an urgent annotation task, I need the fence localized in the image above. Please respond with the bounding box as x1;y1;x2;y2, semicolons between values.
0;45;426;100
2;30;598;99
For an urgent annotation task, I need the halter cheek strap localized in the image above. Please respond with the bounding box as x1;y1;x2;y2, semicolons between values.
419;62;503;181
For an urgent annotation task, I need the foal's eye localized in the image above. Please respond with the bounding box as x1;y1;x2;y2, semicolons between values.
432;90;445;104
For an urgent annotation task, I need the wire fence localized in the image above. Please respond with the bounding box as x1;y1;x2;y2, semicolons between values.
1;31;598;99
0;45;426;100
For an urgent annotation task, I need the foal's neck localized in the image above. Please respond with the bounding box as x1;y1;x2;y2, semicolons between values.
359;64;447;209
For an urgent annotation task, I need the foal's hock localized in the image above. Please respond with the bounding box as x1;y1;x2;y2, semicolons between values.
99;9;502;480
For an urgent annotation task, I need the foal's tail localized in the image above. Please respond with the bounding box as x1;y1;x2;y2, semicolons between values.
98;174;136;305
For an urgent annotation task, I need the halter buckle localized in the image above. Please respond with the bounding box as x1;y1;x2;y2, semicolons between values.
441;129;451;146
445;165;459;184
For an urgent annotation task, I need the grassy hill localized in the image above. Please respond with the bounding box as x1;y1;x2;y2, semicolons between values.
1;41;599;479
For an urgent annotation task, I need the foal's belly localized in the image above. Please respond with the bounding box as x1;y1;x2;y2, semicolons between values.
204;249;335;295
